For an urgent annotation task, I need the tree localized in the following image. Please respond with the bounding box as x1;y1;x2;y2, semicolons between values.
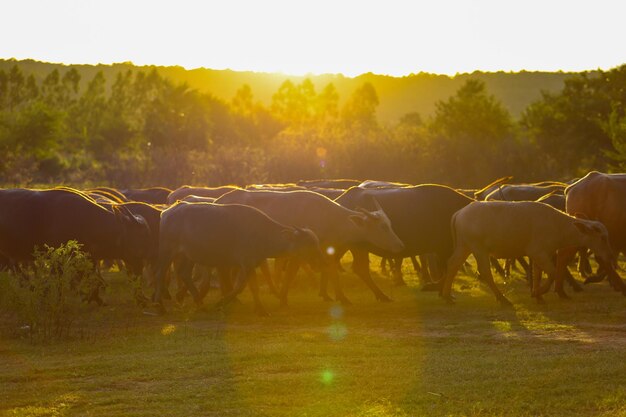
428;79;515;186
521;66;626;178
341;82;379;131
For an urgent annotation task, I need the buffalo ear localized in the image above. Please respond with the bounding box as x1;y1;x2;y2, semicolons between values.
573;221;593;235
349;214;367;227
281;228;297;241
573;212;590;220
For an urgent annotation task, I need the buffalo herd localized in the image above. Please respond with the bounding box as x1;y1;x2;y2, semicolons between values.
0;171;625;315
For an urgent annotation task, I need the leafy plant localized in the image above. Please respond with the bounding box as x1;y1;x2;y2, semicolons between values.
3;240;102;343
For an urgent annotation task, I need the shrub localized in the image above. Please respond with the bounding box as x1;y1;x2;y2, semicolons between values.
2;240;102;343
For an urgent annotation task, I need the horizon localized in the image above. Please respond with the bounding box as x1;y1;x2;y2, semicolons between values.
3;0;626;77
2;57;615;80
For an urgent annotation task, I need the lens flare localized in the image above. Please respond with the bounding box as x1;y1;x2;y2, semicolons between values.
326;246;335;255
327;323;348;341
321;370;334;385
161;324;176;336
329;305;343;319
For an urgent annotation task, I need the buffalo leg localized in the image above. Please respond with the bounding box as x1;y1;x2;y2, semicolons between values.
152;251;177;312
327;264;351;306
605;262;626;295
246;270;269;316
440;246;471;303
380;257;390;276
577;249;593;278
175;258;202;305
490;257;507;280
279;258;304;306
476;253;513;307
552;247;578;299
391;257;407;286
531;254;559;302
504;258;513;280
410;256;425;282
515;257;532;284
216;266;253;308
531;261;544;303
258;259;279;297
564;268;583;292
351;249;392;302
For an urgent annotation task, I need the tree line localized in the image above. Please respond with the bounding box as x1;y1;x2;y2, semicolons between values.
0;62;625;188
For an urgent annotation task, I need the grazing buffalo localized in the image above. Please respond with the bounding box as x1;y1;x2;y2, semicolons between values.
96;201;163;303
153;202;322;315
563;171;626;294
441;201;614;305
335;184;474;288
0;188;152;303
216;189;404;305
121;187;172;204
0;188;150;262
167;185;240;205
98;202;163;270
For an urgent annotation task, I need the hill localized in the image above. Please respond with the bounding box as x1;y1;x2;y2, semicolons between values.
0;58;574;121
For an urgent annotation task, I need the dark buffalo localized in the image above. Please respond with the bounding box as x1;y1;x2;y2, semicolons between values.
335;185;474;288
216;189;404;305
121;187;172;204
442;201;614;305
560;171;626;295
153;202;322;315
96;201;163;303
0;188;152;302
98;201;163;270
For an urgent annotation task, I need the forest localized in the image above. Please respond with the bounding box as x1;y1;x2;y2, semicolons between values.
0;59;625;189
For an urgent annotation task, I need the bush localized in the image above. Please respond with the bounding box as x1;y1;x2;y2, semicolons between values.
1;240;102;343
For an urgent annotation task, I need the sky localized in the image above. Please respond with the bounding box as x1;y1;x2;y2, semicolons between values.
2;0;626;77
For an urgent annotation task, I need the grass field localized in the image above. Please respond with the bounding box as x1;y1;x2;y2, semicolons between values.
1;257;625;417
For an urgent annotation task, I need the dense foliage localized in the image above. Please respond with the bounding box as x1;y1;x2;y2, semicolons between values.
1;61;625;188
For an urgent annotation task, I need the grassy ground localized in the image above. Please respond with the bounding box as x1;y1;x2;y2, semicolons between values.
1;257;625;417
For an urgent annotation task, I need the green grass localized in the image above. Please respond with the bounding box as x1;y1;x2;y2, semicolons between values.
1;257;625;417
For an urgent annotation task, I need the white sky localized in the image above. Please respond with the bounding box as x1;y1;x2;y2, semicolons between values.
2;0;625;76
